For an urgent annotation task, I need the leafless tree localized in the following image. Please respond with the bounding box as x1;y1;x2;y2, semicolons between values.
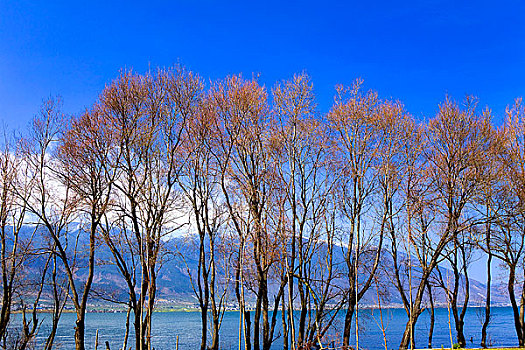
0;129;47;349
486;98;525;346
177;85;231;350
18;98;97;349
211;75;286;350
272;73;343;349
98;66;197;350
329;80;405;349
425;97;494;347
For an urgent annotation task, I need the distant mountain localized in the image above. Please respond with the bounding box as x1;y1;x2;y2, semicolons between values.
15;225;510;309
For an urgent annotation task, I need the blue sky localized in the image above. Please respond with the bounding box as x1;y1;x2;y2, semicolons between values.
0;0;524;131
0;1;521;281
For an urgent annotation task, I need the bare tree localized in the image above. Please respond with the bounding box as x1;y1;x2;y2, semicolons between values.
19;98;99;349
178;86;231;350
272;73;343;349
211;75;285;350
486;98;525;346
98;66;197;350
387;118;436;350
471;117;504;348
0;130;45;348
329;80;404;349
425;97;494;348
43;242;70;350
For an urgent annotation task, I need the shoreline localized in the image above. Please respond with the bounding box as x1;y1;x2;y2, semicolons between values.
11;304;514;314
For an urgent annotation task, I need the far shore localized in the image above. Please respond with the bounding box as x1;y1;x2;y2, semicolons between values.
9;304;514;314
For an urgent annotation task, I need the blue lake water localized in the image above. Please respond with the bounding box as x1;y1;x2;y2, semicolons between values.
17;306;519;349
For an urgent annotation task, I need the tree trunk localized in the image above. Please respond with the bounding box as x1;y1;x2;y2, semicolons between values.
75;316;86;350
342;293;356;349
210;313;219;350
261;279;271;350
281;291;288;350
400;307;420;350
200;304;208;350
254;288;262;350
245;311;252;350
507;268;524;346
298;291;307;346
456;245;470;348
426;282;435;349
450;247;466;348
481;250;492;347
122;305;131;350
134;310;143;350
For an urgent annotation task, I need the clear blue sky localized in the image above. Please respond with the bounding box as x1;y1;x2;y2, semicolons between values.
0;0;524;131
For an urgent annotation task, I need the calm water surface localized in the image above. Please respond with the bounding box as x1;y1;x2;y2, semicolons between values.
19;307;518;349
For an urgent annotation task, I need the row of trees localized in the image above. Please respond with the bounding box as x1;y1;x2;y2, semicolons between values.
0;66;524;350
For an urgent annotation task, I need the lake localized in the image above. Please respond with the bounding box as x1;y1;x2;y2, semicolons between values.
16;306;518;349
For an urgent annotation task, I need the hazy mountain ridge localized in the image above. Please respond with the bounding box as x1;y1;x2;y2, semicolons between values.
15;226;510;309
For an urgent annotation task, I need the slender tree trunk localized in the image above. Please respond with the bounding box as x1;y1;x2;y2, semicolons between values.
457;248;470;348
254;287;262;350
261;278;271;350
0;229;12;341
375;277;388;350
426;282;435;349
245;311;252;350
287;268;295;349
507;268;524;346
200;304;208;350
519;266;525;347
45;253;66;350
481;248;492;347
450;248;467;348
281;291;288;350
134;308;143;350
122;304;131;350
298;289;307;346
342;291;356;349
235;242;251;350
210;309;220;350
209;237;220;350
74;223;98;350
